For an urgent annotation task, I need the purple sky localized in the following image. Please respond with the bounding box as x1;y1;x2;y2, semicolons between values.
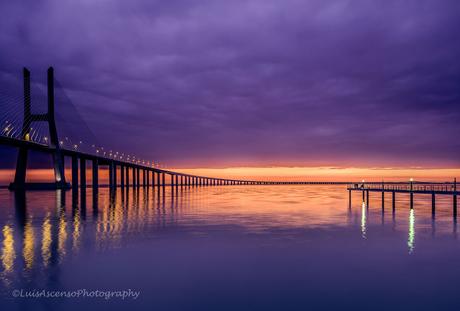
0;0;459;168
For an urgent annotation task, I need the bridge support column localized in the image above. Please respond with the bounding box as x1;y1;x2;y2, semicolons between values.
108;162;114;188
162;173;165;187
410;192;414;209
432;192;436;216
125;166;130;187
366;190;369;207
113;163;117;188
120;165;124;188
171;174;174;188
157;172;161;188
136;168;140;187
92;159;98;190
146;170;150;187
72;156;78;192
381;191;384;210
132;167;136;187
80;158;86;189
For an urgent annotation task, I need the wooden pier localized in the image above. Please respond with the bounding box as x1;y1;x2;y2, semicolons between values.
347;179;458;216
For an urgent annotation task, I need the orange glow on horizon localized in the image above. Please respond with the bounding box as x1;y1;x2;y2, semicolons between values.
172;166;459;182
0;166;458;185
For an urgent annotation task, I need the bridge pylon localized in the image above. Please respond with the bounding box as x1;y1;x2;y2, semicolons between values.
8;67;69;191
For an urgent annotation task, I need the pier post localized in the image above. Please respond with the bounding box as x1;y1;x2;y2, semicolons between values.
381;191;384;209
125;166;130;187
432;192;436;216
136;168;140;187
171;174;174;187
348;190;351;208
410;192;414;209
72;156;78;192
366;190;369;207
157;172;161;188
151;171;155;188
146;170;150;187
80;158;86;189
454;178;457;218
162;173;165;187
392;191;395;211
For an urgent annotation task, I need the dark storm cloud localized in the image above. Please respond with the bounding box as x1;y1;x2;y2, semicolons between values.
0;0;459;167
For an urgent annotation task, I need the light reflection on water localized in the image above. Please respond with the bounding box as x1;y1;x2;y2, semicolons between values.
0;185;459;310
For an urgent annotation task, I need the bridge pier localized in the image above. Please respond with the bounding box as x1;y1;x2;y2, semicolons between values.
162;173;165;187
80;158;86;189
132;167;136;187
146;170;150;187
410;192;414;209
108;162;113;188
120;164;124;188
136;168;140;187
72;156;78;192
92;160;98;192
113;163;117;188
432;192;436;216
125;166;130;188
157;172;161;188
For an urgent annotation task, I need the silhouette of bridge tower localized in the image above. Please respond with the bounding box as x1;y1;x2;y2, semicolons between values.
9;67;68;190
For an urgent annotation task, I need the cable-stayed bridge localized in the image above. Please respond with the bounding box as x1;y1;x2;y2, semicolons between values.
1;67;347;191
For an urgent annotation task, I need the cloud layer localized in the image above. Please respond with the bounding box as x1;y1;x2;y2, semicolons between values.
1;0;459;168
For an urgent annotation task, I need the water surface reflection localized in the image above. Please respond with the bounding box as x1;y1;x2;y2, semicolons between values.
0;186;459;311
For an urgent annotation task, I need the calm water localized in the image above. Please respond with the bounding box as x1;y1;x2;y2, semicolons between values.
0;185;459;311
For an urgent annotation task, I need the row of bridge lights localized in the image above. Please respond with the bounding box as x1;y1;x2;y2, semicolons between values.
58;137;166;169
2;120;167;169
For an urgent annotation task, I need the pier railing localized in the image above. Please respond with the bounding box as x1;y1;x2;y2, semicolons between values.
347;182;457;193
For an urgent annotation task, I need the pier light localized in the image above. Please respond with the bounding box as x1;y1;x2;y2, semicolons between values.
73;144;78;150
59;141;63;145
362;179;365;183
410;178;413;182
